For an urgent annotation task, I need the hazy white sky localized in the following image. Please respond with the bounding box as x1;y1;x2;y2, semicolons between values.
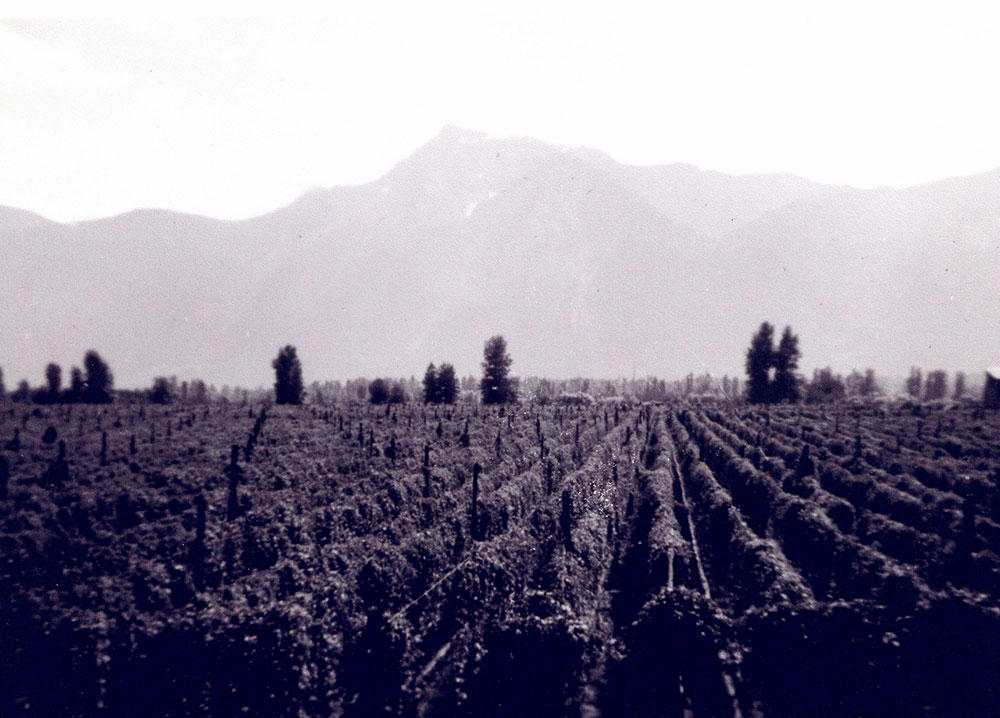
3;1;1000;221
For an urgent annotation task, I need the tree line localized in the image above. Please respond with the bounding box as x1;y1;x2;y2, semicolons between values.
744;322;884;404
905;368;969;402
1;351;114;405
0;330;981;407
422;363;459;404
743;322;977;404
271;335;518;406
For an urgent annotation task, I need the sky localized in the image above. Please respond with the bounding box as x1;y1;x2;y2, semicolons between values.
2;2;1000;222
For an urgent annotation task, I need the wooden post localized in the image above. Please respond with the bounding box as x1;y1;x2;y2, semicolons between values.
192;493;207;590
226;444;242;521
471;462;481;540
423;443;432;498
560;490;573;551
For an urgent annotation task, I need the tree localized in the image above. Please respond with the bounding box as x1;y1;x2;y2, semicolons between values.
845;370;863;398
67;367;84;403
369;378;390;404
189;379;208;403
481;335;515;404
924;370;947;401
45;363;62;402
83;350;114;403
773;326;800;403
862;368;878;397
954;371;967;399
13;380;30;403
745;322;775;404
906;368;922;399
388;382;407;404
845;368;879;399
272;345;304;405
149;377;173;404
437;363;459;404
0;366;5;401
805;368;846;403
423;364;439;404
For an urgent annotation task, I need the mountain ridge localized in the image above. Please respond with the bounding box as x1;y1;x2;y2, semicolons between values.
2;127;998;389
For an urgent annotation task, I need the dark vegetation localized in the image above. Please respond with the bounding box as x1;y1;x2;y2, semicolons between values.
742;323;968;406
480;336;517;404
368;379;407;405
2;335;999;716
273;346;305;406
2;394;1000;716
744;322;800;404
423;363;459;404
148;377;173;405
15;351;115;405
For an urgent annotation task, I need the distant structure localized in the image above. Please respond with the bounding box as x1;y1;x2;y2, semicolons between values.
984;368;1000;409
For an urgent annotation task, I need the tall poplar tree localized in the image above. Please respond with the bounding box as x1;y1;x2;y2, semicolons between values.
437;363;459;404
45;363;62;402
745;322;775;404
83;350;114;404
272;345;304;405
423;363;439;404
481;336;515;404
773;326;800;402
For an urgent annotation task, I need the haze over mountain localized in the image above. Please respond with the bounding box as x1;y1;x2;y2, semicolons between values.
2;126;998;389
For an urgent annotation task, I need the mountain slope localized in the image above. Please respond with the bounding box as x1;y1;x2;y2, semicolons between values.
1;128;997;388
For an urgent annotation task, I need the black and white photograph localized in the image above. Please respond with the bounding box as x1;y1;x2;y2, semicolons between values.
2;3;1000;715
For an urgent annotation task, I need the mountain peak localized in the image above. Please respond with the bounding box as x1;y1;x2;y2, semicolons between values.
3;130;998;388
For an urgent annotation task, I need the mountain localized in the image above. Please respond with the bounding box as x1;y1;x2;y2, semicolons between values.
571;147;825;236
2;126;998;389
0;206;55;234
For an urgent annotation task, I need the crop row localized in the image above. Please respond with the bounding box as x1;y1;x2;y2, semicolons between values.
703;407;1000;597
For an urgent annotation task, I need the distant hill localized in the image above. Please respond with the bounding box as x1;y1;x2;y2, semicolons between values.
2;126;997;388
0;206;55;234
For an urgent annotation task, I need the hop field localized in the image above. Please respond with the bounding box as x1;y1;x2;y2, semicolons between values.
2;400;1000;716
